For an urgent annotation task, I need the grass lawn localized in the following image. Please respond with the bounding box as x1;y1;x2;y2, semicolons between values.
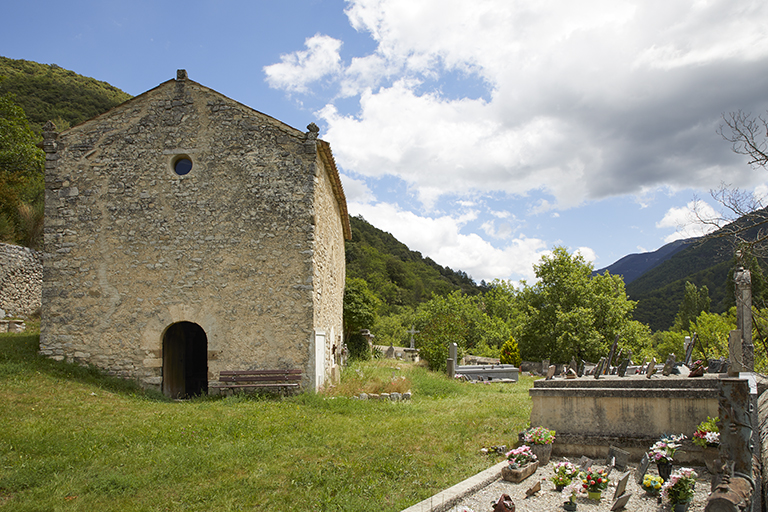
0;333;534;511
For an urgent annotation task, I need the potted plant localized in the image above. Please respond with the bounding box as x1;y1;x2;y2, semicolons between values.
662;467;697;512
551;461;580;491
641;474;664;498
502;445;539;483
521;426;556;465
581;467;609;500
648;433;686;481
561;481;583;511
692;416;720;473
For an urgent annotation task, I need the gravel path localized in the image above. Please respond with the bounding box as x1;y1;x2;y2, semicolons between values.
448;457;713;512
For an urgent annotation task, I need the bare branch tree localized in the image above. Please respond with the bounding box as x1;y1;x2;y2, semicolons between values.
718;110;768;171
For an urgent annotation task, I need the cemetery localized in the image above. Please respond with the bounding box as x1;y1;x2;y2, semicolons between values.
399;269;766;512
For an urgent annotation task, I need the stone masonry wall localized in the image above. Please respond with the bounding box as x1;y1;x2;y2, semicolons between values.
0;242;43;318
311;142;347;386
40;75;333;390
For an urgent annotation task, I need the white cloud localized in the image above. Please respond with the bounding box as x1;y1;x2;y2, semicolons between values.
264;34;343;93
657;200;720;243
574;246;597;264
267;0;768;214
348;201;549;282
339;173;375;204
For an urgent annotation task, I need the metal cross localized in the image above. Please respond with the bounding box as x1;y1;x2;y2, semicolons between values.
407;325;420;349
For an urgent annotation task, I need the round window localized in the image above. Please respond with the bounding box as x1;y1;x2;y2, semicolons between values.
174;157;193;176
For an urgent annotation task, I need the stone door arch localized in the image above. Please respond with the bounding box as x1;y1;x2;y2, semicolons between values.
162;321;208;398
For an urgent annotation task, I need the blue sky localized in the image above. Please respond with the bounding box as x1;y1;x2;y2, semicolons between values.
4;0;768;284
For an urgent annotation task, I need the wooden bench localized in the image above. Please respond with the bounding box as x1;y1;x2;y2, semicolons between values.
216;369;303;394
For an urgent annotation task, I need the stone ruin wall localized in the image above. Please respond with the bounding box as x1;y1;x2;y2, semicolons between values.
40;76;323;388
0;242;42;318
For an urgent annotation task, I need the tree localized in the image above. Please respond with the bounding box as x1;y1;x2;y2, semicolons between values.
516;247;641;363
343;277;380;341
0;91;44;248
672;281;711;332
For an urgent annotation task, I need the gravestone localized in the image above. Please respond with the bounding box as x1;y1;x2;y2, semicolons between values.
546;365;556;380
611;493;632;511
639;356;648;373
617;359;629;377
568;357;577;374
578;360;585;377
662;353;675;376
594;358;605;379
577;456;593;472
449;343;458;363
613;472;630;501
525;480;541;497
646;357;657;378
606;335;619;370
541;359;549;376
607;446;630;471
684;336;694;365
385;345;395;359
635;453;650;484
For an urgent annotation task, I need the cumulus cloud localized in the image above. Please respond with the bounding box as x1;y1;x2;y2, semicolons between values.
264;34;343;93
267;0;768;211
657;200;720;243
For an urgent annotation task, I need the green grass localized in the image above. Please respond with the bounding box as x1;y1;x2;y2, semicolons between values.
0;333;534;511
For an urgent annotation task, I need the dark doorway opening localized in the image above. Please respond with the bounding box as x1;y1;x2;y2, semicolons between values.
162;321;208;398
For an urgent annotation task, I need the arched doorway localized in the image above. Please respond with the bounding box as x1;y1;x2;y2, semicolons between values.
162;321;208;398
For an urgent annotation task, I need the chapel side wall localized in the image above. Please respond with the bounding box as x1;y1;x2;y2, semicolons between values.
41;78;317;387
310;151;346;387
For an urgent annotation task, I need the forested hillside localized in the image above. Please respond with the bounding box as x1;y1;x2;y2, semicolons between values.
627;216;768;331
0;56;131;132
346;215;483;312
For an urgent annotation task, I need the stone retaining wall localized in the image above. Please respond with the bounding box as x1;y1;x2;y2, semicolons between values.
0;242;42;318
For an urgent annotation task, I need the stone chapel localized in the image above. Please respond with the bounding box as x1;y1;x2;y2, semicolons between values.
39;70;351;397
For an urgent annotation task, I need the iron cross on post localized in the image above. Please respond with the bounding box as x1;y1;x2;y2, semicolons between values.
407;325;420;349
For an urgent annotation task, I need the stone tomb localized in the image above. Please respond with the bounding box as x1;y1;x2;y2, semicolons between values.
529;374;720;463
454;364;519;382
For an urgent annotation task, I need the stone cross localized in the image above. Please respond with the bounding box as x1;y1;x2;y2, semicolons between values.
407;325;420;350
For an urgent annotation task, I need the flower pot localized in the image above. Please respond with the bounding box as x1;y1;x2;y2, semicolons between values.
555;484;565;492
702;446;720;474
563;501;577;511
502;461;539;483
587;491;602;501
657;461;673;481
673;501;691;512
531;443;552;465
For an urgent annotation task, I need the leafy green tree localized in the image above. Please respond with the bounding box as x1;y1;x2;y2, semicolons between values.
516;247;639;363
687;309;734;361
672;281;710;332
0;91;44;248
343;277;380;341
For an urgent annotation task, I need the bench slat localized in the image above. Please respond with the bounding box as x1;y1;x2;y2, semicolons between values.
219;375;301;383
219;369;302;376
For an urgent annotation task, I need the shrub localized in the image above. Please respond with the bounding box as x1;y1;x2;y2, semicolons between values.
500;336;522;366
346;333;371;361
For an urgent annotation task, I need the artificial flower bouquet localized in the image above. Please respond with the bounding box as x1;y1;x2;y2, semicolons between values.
522;426;556;445
561;481;584;503
662;468;697;504
648;434;686;464
506;445;537;469
581;467;610;493
641;474;664;496
551;461;580;487
692;417;720;448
